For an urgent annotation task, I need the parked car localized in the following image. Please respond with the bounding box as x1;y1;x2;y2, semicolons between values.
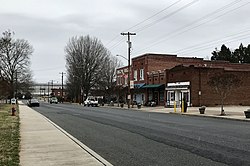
50;97;58;104
84;97;98;107
28;99;40;107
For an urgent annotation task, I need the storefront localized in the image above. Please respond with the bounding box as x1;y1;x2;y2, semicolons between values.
166;81;190;107
132;83;145;105
142;84;165;106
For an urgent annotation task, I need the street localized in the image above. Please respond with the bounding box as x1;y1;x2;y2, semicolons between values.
33;102;250;166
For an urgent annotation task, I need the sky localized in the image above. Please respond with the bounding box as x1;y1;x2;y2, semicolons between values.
1;0;250;83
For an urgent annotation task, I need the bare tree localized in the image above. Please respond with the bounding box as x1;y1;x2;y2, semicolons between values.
208;73;241;115
65;35;112;102
97;54;122;101
0;30;33;98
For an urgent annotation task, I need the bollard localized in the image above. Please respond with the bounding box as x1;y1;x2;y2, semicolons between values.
181;100;184;113
174;101;176;113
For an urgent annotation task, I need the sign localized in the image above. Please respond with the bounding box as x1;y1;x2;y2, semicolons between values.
127;94;131;100
11;98;16;104
130;80;134;89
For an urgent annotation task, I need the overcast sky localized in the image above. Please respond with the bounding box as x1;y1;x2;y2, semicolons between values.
1;0;250;83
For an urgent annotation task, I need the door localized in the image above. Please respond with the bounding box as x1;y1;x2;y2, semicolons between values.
154;91;158;105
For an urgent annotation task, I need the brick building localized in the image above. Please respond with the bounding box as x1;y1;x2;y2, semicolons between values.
116;53;250;107
131;53;205;106
166;64;250;107
116;66;130;103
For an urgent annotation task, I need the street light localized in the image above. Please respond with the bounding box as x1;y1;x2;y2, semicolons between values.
116;54;131;108
116;54;128;61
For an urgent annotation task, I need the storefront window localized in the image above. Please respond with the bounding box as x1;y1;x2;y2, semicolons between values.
160;91;164;101
149;92;153;101
167;91;175;101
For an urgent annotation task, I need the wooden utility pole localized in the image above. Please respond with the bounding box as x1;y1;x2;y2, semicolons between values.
121;32;136;108
60;72;66;103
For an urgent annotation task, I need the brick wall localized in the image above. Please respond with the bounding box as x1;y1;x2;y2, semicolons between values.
168;66;250;106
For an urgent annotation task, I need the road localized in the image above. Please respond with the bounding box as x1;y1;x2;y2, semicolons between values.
33;102;250;166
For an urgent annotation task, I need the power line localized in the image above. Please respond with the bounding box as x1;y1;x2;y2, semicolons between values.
124;0;183;32
135;0;247;54
134;0;199;32
105;0;182;47
175;28;250;54
178;33;250;56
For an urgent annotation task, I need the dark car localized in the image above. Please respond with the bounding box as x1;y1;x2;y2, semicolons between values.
28;99;40;107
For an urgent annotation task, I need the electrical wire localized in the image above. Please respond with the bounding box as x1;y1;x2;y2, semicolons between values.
135;0;247;54
105;0;182;47
134;0;199;32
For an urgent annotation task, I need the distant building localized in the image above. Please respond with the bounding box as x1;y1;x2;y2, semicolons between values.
116;53;250;107
31;83;64;98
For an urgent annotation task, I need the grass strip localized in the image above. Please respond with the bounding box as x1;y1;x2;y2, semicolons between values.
0;104;20;166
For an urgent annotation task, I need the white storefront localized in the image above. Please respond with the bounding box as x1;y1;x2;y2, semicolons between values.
166;81;190;107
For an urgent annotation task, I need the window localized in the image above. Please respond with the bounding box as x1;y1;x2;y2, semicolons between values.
125;77;128;85
160;91;164;101
167;91;175;101
134;70;137;81
140;69;144;80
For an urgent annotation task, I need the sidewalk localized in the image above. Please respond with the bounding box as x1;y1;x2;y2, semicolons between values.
19;102;112;166
107;104;250;121
18;103;250;165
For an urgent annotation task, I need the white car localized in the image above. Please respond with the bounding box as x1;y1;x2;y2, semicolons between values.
50;97;58;104
84;97;98;107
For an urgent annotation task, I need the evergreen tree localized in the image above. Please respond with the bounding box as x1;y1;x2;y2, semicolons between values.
211;43;250;63
211;44;235;62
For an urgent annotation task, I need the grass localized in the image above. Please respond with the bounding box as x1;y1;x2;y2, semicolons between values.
0;104;20;166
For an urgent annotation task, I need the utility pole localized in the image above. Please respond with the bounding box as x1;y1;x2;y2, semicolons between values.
59;72;66;103
121;32;136;108
47;82;50;102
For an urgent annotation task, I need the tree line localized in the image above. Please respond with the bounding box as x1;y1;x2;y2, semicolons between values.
211;43;250;63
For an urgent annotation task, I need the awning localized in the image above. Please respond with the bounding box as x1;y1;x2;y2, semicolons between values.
142;84;164;88
134;83;145;89
165;81;190;90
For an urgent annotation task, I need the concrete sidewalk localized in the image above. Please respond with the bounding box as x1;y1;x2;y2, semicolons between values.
107;104;250;121
19;102;112;166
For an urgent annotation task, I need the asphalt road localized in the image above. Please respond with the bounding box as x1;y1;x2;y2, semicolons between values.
33;102;250;166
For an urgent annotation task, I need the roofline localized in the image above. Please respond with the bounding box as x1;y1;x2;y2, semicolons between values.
132;53;177;60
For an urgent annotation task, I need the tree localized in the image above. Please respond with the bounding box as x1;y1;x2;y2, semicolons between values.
65;35;119;102
207;73;241;115
97;54;121;101
0;30;33;98
211;43;250;63
211;44;236;62
233;43;245;63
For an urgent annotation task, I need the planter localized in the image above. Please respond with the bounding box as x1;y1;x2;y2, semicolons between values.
120;103;124;108
244;110;250;118
199;106;206;114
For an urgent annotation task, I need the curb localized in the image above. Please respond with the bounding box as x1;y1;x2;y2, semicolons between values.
169;112;250;122
38;113;113;166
